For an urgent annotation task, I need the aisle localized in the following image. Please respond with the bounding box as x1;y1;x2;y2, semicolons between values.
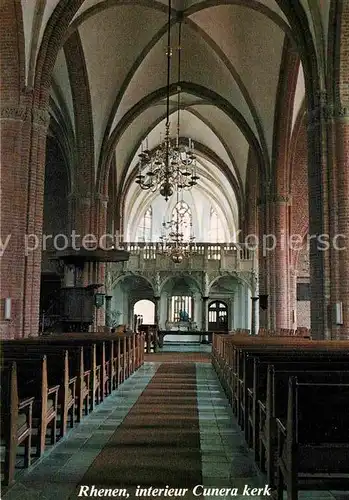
3;360;270;500
71;363;202;496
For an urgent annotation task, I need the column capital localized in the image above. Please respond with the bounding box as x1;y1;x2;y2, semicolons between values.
0;103;50;130
0;104;29;121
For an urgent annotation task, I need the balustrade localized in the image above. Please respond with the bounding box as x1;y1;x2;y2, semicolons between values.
116;242;253;272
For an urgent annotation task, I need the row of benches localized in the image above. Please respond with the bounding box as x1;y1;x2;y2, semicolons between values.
232;328;311;337
258;327;310;337
212;333;349;499
1;331;144;487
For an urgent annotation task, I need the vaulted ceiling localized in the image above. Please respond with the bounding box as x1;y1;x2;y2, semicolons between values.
21;0;331;216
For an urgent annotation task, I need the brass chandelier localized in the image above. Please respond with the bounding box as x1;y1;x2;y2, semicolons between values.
135;2;199;201
158;192;197;264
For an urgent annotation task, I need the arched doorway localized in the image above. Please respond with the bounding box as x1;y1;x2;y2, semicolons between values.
134;300;155;329
208;300;228;332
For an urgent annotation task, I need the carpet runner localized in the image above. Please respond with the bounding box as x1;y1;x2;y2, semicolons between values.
144;353;211;363
72;363;202;499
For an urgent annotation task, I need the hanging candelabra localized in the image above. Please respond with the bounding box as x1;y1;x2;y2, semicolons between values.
135;3;199;201
158;192;197;263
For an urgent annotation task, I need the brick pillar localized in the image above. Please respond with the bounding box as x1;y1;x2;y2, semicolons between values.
67;192;108;329
306;93;331;339
0;104;49;339
327;117;341;339
335;117;349;338
257;200;269;328
271;196;290;329
94;194;108;328
289;268;297;330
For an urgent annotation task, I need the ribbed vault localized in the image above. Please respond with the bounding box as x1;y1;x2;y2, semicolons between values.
19;0;327;237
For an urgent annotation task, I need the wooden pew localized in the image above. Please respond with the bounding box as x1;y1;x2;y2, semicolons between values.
54;332;136;389
244;357;349;456
240;351;349;447
3;346;77;437
14;338;102;411
52;331;142;375
11;330;143;394
3;343;90;425
1;362;34;487
258;365;349;487
1;355;59;458
276;378;349;499
230;340;349;418
45;334;120;393
211;334;349;497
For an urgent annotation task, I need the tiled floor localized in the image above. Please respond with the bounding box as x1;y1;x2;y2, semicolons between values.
196;363;267;500
2;347;348;500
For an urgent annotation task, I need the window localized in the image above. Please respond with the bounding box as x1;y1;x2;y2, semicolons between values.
171;296;192;322
136;207;152;242
208;208;225;242
171;201;192;241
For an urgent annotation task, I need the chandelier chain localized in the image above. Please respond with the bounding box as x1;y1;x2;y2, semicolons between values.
135;1;199;202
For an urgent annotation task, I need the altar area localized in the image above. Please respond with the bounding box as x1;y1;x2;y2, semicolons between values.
162;320;201;343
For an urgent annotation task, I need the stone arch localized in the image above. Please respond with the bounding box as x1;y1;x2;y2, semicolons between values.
111;272;155;294
208;274;241;293
160;273;202;296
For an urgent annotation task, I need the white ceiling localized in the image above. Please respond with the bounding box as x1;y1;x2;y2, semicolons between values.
20;0;320;216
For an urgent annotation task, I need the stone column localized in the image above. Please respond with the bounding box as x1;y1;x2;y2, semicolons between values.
105;295;112;327
201;296;209;343
201;296;209;331
228;296;235;330
251;297;259;335
154;296;160;327
167;295;172;324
